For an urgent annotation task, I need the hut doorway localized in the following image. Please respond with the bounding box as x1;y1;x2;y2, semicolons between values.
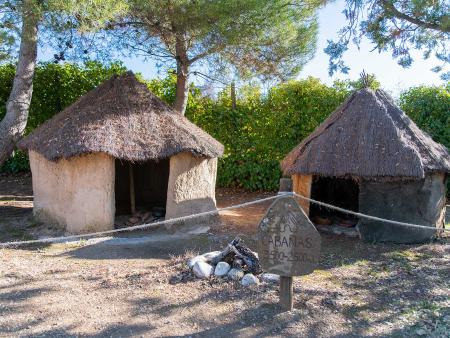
309;176;359;226
114;159;170;222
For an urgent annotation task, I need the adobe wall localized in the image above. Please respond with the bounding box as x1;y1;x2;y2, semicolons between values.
165;152;218;231
358;173;446;243
29;151;115;234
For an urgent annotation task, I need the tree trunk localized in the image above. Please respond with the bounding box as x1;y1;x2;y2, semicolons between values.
231;81;236;110
173;37;189;115
0;2;39;165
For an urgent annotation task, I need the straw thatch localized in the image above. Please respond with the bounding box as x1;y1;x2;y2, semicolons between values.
19;72;224;161
281;88;450;179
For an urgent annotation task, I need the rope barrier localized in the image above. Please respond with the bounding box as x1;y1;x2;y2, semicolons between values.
292;192;450;233
0;193;448;248
0;194;281;248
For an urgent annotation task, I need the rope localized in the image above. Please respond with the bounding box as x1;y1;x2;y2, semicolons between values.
0;194;280;248
292;192;450;232
0;193;448;248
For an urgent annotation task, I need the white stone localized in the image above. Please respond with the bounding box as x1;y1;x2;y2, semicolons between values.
260;273;280;283
193;261;214;279
227;268;244;281
241;274;259;286
214;262;231;277
202;251;221;261
187;255;206;269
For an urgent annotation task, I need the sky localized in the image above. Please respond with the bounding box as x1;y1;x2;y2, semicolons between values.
37;1;447;97
299;1;446;96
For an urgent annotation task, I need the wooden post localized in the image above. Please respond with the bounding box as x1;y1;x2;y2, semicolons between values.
280;276;294;311
279;177;293;194
258;177;320;313
129;163;136;215
279;177;294;311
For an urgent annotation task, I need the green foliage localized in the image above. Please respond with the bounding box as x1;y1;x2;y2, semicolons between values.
325;0;450;79
0;61;127;133
143;70;207;111
0;61;126;173
0;0;128;62
400;84;450;194
117;0;322;80
1;150;29;174
128;72;379;191
400;85;450;149
184;77;350;190
1;63;448;191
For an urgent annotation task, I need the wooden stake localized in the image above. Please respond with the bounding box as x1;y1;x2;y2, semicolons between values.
129;163;136;215
280;276;294;311
279;178;294;311
279;177;293;194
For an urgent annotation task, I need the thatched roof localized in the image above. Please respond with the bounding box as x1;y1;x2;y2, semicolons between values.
19;72;224;161
281;88;450;179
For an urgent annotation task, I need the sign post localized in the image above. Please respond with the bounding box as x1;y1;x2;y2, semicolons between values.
258;178;321;311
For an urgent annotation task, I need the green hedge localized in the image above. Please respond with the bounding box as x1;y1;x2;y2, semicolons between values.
185;79;349;190
399;85;450;151
399;84;450;194
0;61;127;173
1;62;448;191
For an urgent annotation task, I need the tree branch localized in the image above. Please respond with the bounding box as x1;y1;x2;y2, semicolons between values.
380;0;449;32
189;44;224;64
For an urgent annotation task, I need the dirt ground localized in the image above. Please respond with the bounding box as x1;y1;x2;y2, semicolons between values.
0;174;449;337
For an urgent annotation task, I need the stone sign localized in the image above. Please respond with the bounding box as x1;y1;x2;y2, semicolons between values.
258;195;321;276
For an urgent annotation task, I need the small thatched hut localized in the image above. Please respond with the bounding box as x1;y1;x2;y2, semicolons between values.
19;72;224;234
281;88;450;243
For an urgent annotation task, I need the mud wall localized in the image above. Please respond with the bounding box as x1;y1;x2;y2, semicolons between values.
165;152;218;231
358;173;446;243
30;151;115;233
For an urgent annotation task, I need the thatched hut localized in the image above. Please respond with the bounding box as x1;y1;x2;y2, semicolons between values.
19;72;224;234
281;88;450;243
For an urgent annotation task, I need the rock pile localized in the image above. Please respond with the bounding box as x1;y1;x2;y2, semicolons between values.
187;237;279;286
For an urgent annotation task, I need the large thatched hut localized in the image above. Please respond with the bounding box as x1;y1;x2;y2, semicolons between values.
19;72;224;234
281;88;450;243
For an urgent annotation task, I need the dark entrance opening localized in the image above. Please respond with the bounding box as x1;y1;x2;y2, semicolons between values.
309;176;359;225
115;159;170;217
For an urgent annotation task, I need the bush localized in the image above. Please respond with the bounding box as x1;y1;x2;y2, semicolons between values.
1;150;29;174
1;63;447;192
0;61;127;173
186;78;350;190
400;85;450;150
400;85;450;194
0;61;127;133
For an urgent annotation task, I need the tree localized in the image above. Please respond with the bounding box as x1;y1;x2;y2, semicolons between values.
325;0;450;79
0;0;127;165
112;0;324;115
400;84;449;148
332;72;380;91
0;0;39;165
